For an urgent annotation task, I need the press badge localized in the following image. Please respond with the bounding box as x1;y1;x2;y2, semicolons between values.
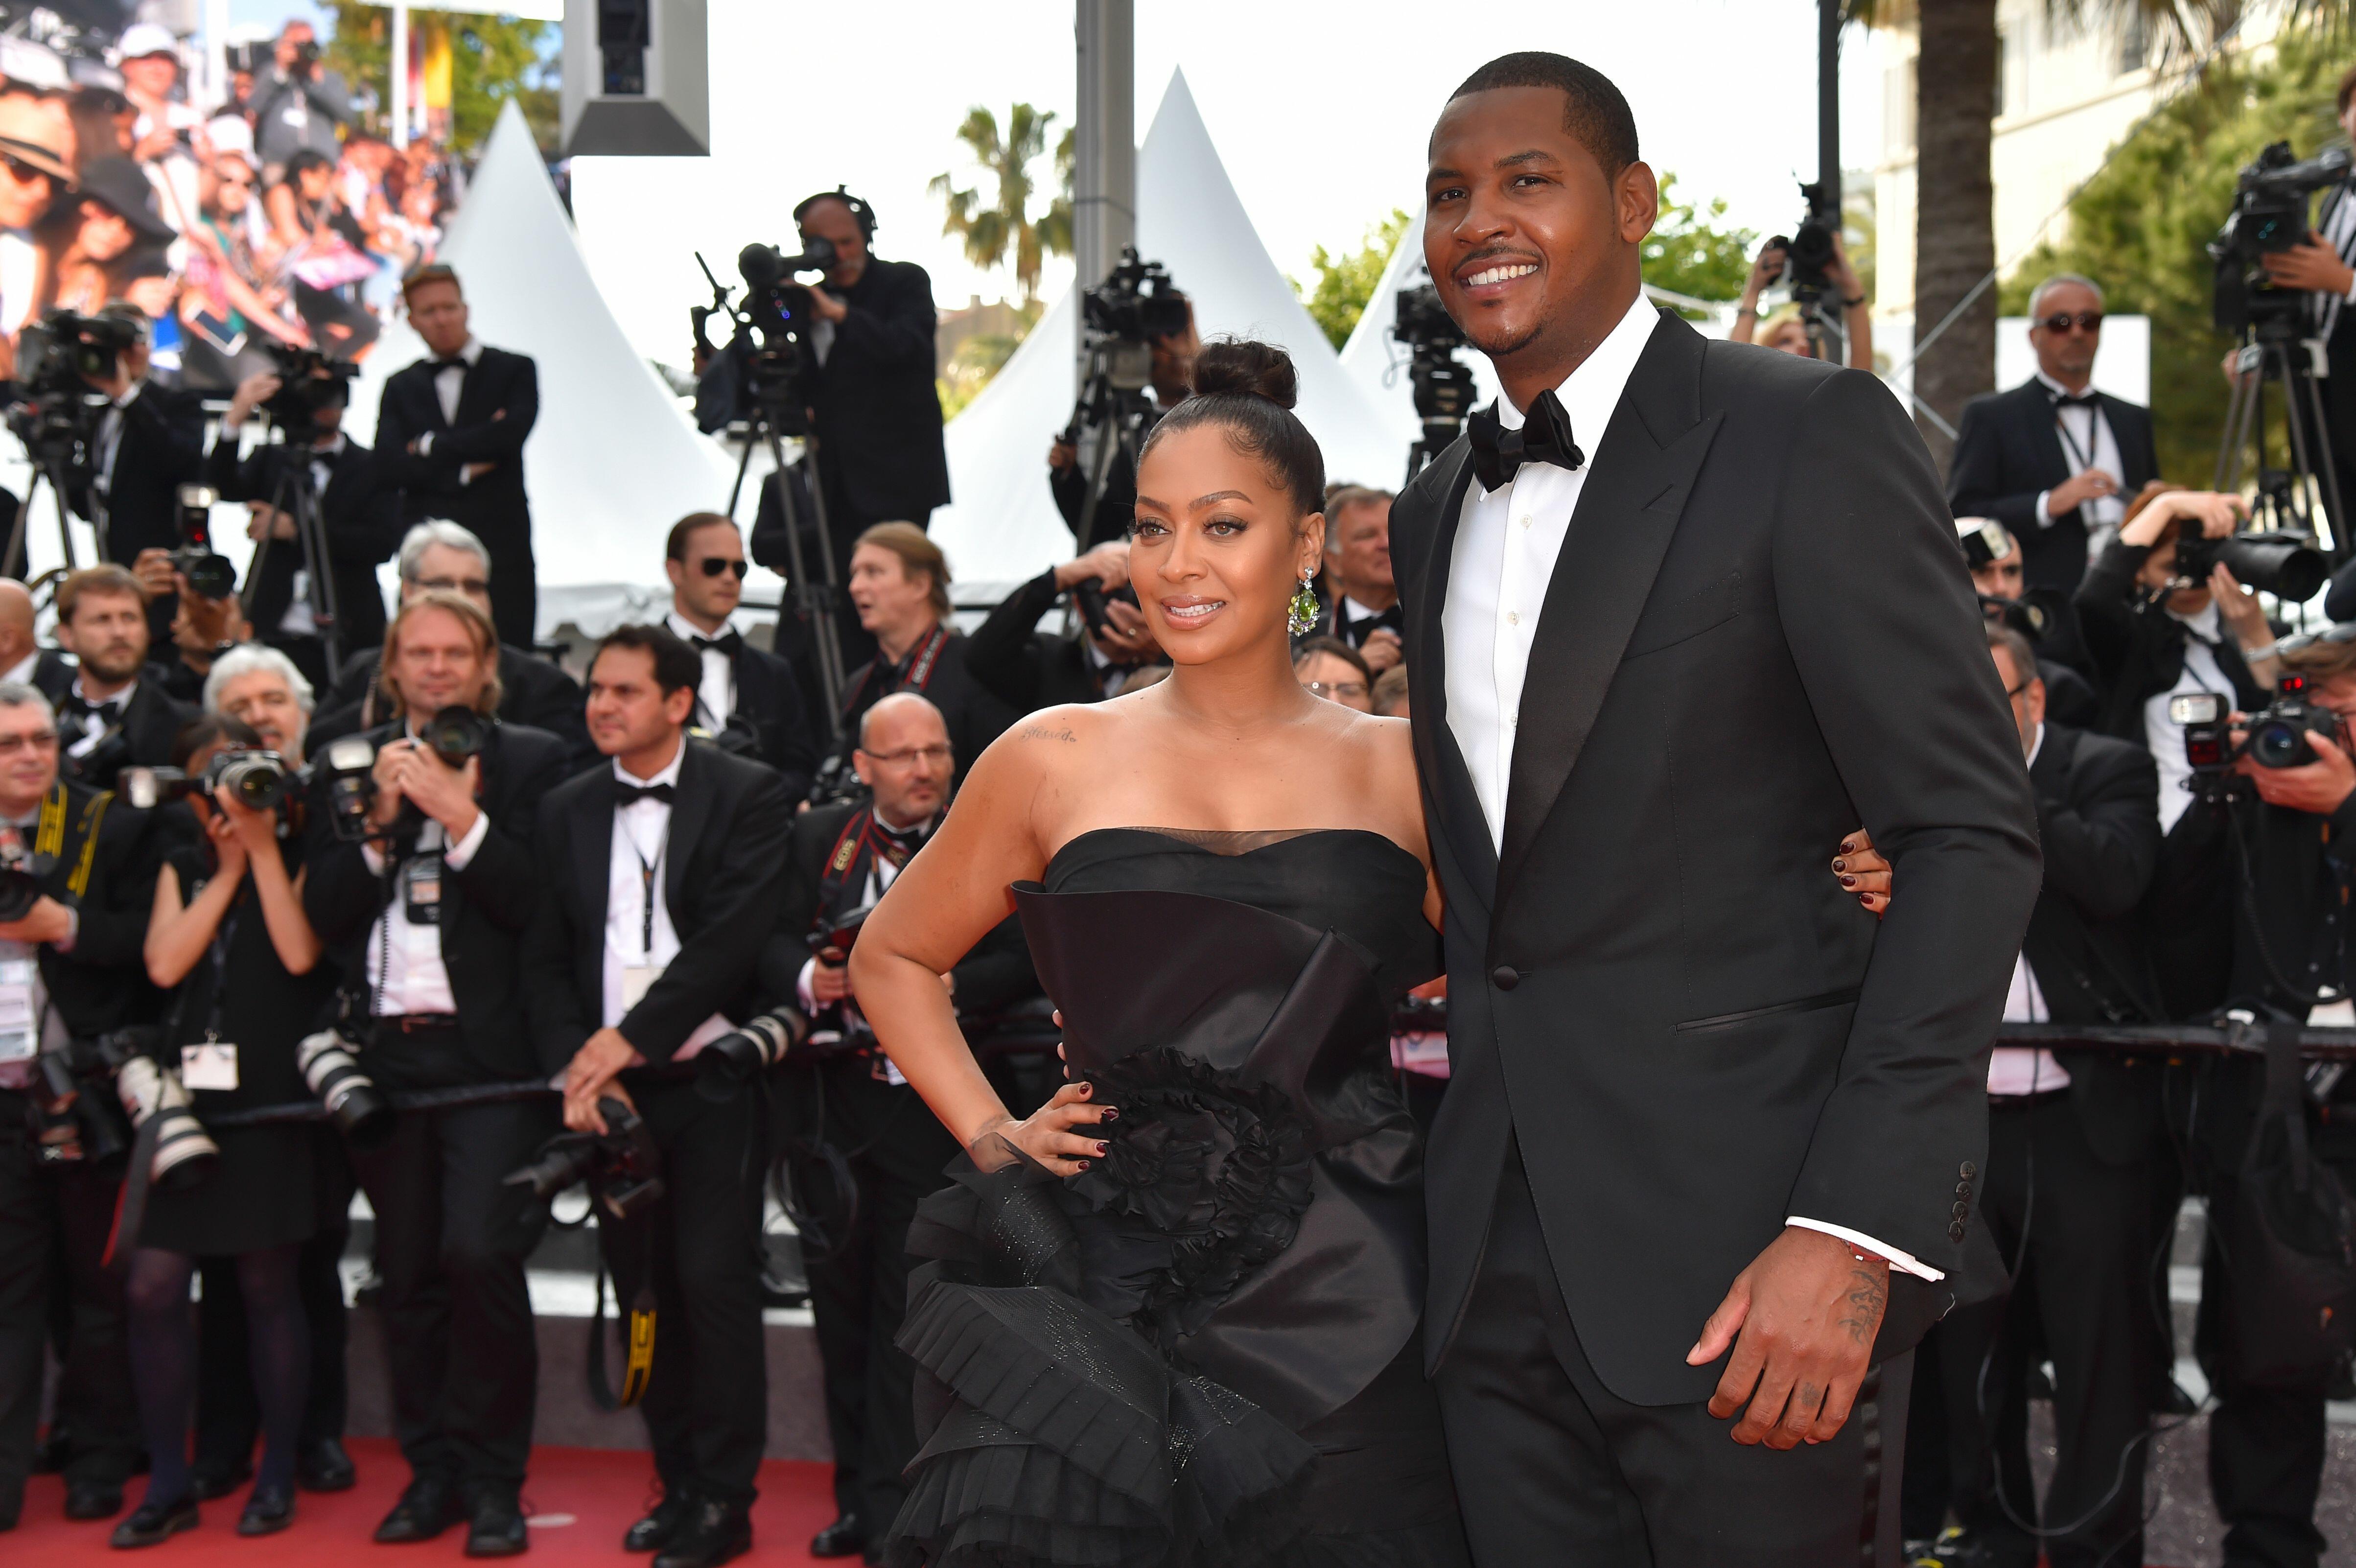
0;957;33;1064
621;964;661;1010
403;854;443;925
182;1040;238;1091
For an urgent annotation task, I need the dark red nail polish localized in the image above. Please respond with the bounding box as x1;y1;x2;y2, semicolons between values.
1075;1160;1090;1170
1095;1141;1109;1155
1100;1108;1119;1121
1839;874;1856;887
1831;858;1846;872
1077;1083;1092;1097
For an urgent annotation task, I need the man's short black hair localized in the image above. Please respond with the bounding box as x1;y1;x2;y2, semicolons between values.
1445;51;1639;177
594;623;702;701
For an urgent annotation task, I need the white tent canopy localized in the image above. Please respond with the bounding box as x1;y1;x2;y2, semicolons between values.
932;70;1400;590
341;101;736;638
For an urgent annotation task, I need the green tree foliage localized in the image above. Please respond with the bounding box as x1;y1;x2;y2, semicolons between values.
1293;208;1411;351
2003;27;2344;485
318;1;559;155
1640;173;1756;316
929;104;1073;306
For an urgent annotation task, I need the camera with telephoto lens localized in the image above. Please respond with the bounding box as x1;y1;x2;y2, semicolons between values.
119;746;292;814
296;1028;394;1148
1770;181;1843;298
169;484;236;600
695;1006;811;1103
503;1096;665;1221
2173;678;2346;778
257;340;359;427
2212;141;2354;334
0;818;52;923
26;1029;146;1168
113;1039;218;1192
2170;527;2327;601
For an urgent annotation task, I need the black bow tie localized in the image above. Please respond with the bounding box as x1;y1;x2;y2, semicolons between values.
872;815;927;866
2052;389;2099;410
612;780;675;808
61;692;120;720
691;631;743;658
1467;389;1585;492
431;357;468;374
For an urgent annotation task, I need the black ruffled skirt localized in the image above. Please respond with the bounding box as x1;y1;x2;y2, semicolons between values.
882;1149;1467;1568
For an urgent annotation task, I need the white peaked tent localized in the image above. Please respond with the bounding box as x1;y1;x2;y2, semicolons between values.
932;71;1399;590
343;101;735;637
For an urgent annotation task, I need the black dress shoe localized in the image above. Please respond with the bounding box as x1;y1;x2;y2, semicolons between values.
465;1490;530;1558
374;1474;462;1544
109;1495;198;1548
625;1493;693;1551
64;1480;124;1520
297;1437;356;1493
653;1498;751;1568
810;1513;866;1558
189;1462;253;1501
237;1484;296;1537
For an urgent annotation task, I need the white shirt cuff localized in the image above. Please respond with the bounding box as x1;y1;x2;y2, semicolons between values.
416;430;434;457
2034;489;2058;527
441;811;490;871
360;842;386;877
796;956;819;1013
2344;273;2356;304
1785;1217;1946;1282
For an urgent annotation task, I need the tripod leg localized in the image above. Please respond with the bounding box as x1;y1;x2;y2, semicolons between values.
2275;355;2330;541
793;433;850;713
2293;360;2352;562
1;474;38;583
726;429;759;518
294;474;342;674
756;423;845;744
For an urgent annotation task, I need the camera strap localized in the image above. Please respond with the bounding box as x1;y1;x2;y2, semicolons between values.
585;1217;657;1410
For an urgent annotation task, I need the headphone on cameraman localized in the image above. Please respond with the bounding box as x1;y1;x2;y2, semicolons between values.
793;186;877;242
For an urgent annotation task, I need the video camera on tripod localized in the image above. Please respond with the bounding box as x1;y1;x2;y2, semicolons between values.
257;340;360;428
1392;281;1474;483
1061;248;1190;549
1762;180;1845;361
1;306;139;576
226;340;362;668
2212;141;2351;337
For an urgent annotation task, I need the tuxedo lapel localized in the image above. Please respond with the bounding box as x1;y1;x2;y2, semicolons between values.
1496;318;1722;910
2022;385;2072;487
449;353;492;429
1402;444;1497;906
569;769;613;942
663;742;711;924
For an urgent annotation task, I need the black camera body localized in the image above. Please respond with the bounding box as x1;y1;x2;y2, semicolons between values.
1393;281;1476;482
26;1028;153;1169
2244;675;2345;771
2212;141;2353;334
169;482;237;601
1773;181;1843;297
120;747;293;814
695;1006;809;1102
505;1096;665;1222
0;818;55;923
7;308;127;470
804;753;868;812
419;704;489;769
316;733;379;842
1071;578;1139;640
1082;248;1190;347
258;341;359;428
2171;527;2327;602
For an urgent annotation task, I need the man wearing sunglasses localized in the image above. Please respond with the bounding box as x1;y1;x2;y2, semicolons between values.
1949;274;2158;597
661;513;816;803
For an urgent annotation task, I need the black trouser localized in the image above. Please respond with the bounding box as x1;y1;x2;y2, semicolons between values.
1937;1093;2158;1568
597;1073;768;1508
0;1097;139;1522
348;1053;554;1496
790;1055;960;1528
195;1126;356;1468
1432;1142;1910;1568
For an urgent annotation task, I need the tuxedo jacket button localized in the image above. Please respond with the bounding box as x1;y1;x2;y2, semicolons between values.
1960;1161;1977;1179
1949;1221;1968;1241
1956;1181;1973;1196
1951;1200;1970;1218
1492;965;1519;991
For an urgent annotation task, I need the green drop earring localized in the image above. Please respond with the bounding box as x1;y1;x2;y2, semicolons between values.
1288;572;1319;637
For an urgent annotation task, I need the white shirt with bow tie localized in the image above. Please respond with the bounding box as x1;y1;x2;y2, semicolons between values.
667;609;736;730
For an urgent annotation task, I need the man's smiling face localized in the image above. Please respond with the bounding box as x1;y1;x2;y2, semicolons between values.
1424;84;1651;371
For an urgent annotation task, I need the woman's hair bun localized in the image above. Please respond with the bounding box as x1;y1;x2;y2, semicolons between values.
1190;337;1299;410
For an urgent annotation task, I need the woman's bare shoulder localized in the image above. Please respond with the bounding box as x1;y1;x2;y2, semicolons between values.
1329;710;1431;858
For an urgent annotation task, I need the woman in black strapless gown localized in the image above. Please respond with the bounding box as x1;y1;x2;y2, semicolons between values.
850;342;1470;1566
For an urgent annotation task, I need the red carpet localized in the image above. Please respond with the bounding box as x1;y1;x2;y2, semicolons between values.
9;1438;841;1565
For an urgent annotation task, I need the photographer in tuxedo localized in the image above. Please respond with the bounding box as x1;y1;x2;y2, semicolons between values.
661;512;818;799
0;681;171;1530
72;302;207;575
1392;54;2038;1566
776;691;1035;1561
1947;277;2157;596
523;625;793;1568
747;190;948;677
205;366;401;692
963;539;1165;713
300;592;569;1554
41;566;196;792
374;266;540;648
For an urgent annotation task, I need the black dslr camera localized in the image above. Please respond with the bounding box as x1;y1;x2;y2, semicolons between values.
257;341;359;428
2212;141;2354;334
170;484;237;601
2170;525;2328;602
0;819;52;923
120;747;294;814
695;1006;810;1102
7;308;131;469
417;704;489;768
1071;578;1139;640
1082;248;1191;348
1769;180;1843;297
27;1030;140;1167
1393;281;1476;482
505;1097;665;1221
2173;677;2346;788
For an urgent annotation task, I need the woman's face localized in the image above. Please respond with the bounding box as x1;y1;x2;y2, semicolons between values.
1295;651;1372;712
297;164;331;201
2137;528;2213;614
1129;422;1323;666
78;203;132;262
1763;320;1812;357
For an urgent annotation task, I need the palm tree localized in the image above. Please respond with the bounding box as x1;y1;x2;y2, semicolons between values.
929;104;1073;306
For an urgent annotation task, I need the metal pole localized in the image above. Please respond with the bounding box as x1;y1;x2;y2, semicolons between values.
1072;0;1134;359
203;0;230;114
1818;0;1841;216
390;0;409;149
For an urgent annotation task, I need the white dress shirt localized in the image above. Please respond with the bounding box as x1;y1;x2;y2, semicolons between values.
1441;293;1941;1281
666;609;735;731
2145;599;2233;835
361;725;490;1014
63;678;133;761
1990;725;2071;1097
605;746;730;1059
0;650;37;687
413;338;485;483
2031;370;2125;548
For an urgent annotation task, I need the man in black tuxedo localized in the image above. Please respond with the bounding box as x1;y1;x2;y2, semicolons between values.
836;524;1012;786
1393;55;2040;1565
964;539;1165;713
205;367;401;692
660;513;817;799
373;265;540;647
41;566;196;792
0;681;169;1529
310;521;591;769
747;190;947;677
773;691;1036;1560
1947;276;2159;597
1311;485;1403;676
523;625;793;1568
300;591;569;1556
1913;623;2166;1568
69;304;207;573
2266;70;2356;621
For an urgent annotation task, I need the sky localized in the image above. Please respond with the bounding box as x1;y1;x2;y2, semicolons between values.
218;1;1893;363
